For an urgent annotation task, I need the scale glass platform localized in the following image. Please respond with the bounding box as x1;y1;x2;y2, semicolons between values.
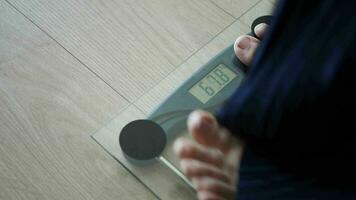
92;43;246;199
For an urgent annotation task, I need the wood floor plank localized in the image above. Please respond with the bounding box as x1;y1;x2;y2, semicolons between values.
7;0;235;101
212;0;260;18
0;1;155;199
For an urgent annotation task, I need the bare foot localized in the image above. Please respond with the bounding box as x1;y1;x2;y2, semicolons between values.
173;24;269;200
174;110;244;200
234;23;268;66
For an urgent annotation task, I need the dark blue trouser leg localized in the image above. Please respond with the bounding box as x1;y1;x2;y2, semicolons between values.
236;148;355;200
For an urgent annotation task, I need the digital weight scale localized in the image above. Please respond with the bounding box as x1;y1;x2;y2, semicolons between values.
118;43;246;190
92;15;271;198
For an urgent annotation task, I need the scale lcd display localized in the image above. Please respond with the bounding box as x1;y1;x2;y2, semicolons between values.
189;64;237;104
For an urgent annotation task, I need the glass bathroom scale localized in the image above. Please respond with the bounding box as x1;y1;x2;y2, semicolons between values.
92;43;246;199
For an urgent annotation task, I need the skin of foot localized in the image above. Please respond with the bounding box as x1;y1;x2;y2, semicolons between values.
173;23;268;200
234;23;268;66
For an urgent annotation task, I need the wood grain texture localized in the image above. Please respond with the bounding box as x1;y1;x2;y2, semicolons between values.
7;0;235;102
0;1;155;199
212;0;260;18
1;0;276;198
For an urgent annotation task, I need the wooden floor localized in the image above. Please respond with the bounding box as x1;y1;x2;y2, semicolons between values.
0;0;274;199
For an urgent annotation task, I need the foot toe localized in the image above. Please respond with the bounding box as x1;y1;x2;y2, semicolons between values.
180;159;231;183
254;22;268;39
193;177;236;200
234;35;260;66
173;138;224;167
187;110;233;153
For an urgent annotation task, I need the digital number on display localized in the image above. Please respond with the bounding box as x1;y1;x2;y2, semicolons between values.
189;64;237;103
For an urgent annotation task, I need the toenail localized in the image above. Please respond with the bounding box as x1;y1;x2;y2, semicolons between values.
237;37;250;50
254;23;268;37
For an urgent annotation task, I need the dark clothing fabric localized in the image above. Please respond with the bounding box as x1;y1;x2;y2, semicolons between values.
238;148;356;200
215;0;356;198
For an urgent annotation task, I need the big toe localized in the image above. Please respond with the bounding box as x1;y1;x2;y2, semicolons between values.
254;23;269;39
234;35;260;66
187;110;232;153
